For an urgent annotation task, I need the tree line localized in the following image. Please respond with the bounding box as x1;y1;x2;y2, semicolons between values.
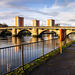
0;23;8;27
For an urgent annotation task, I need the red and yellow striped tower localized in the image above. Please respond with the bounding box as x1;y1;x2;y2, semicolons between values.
32;20;39;26
47;19;55;26
15;16;24;27
47;19;55;39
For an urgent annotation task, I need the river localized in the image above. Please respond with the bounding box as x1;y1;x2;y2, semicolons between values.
0;34;75;75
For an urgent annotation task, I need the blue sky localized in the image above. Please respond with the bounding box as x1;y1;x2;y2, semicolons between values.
0;0;75;26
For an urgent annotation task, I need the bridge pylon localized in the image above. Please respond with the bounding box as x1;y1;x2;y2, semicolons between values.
12;29;20;36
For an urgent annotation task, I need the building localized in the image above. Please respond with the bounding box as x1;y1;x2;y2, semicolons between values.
15;16;24;27
55;24;60;26
32;20;39;26
47;19;55;26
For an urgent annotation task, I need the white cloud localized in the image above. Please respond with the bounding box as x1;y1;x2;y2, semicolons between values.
53;0;69;6
67;2;75;7
40;1;75;26
0;0;75;27
0;11;20;19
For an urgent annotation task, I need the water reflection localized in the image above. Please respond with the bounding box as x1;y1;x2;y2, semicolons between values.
69;34;75;41
7;64;11;73
0;34;75;75
0;34;74;49
0;34;57;48
0;34;74;50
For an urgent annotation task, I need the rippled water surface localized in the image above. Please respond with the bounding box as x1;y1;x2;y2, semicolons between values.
0;34;75;75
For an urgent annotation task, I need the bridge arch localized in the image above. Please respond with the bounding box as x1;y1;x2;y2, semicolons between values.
66;30;75;36
0;30;12;36
17;29;32;36
67;32;75;36
39;29;59;36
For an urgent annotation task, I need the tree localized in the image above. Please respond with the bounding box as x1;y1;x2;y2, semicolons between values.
2;23;8;27
0;23;2;27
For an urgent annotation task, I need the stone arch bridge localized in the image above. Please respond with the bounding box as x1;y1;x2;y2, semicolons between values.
0;26;75;37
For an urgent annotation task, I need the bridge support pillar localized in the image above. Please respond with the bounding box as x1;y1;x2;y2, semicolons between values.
32;20;39;37
12;29;18;36
32;29;39;37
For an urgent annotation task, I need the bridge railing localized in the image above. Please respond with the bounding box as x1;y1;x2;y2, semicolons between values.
0;39;71;75
1;26;75;30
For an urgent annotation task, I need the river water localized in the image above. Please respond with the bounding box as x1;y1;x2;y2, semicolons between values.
0;34;75;75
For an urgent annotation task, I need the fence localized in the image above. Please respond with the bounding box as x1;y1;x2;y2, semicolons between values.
0;39;71;75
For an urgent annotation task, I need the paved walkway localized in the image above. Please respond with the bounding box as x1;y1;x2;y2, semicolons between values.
28;43;75;75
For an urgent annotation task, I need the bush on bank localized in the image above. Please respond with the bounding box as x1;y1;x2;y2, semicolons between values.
6;40;75;75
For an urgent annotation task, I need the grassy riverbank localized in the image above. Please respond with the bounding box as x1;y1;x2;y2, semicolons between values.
6;40;75;75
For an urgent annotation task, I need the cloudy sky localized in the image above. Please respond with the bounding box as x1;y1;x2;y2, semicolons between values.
0;0;75;26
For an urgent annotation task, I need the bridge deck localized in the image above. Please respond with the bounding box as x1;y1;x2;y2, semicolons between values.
29;43;75;75
0;26;75;30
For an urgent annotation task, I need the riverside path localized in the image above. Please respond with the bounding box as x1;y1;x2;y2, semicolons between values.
28;42;75;75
